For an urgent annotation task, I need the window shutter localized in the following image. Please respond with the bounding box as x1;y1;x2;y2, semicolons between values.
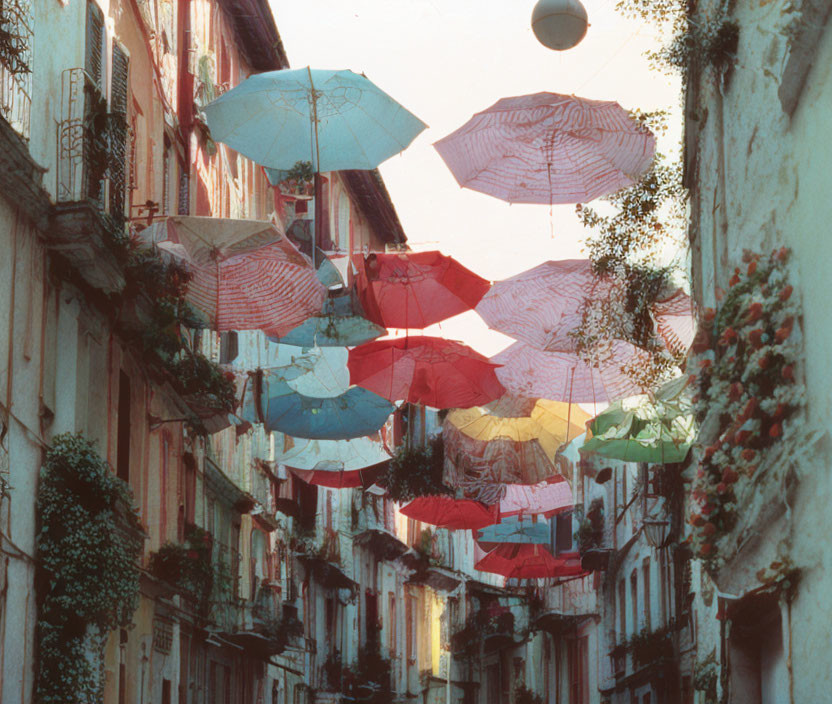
109;42;129;222
85;2;104;88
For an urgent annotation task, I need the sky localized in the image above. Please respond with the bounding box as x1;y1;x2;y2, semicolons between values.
270;0;681;355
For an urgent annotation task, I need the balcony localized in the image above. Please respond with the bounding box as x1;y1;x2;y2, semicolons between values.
0;0;32;139
535;575;599;635
51;68;129;293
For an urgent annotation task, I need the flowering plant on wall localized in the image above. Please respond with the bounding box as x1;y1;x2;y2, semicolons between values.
687;248;804;565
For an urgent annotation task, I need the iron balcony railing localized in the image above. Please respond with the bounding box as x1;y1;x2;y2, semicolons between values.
0;0;33;137
57;67;130;226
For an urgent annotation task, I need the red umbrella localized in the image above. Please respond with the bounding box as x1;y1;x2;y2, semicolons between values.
348;336;505;408
289;465;386;489
474;544;584;579
400;495;498;530
353;251;491;329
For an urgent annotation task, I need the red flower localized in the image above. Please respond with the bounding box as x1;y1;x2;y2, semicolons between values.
746;302;763;322
717;482;729;494
775;327;792;343
780;285;793;302
729;274;740;287
758;355;770;369
769;423;782;439
719;328;738;346
722;467;739;484
728;382;744;401
704;445;717;459
700;543;714;557
776;247;789;261
690;513;705;527
741;448;756;462
704;308;717;323
782;365;795;382
748;329;764;349
742;398;758;419
702;522;717;535
698;358;712;369
774;403;786;418
747;261;757;275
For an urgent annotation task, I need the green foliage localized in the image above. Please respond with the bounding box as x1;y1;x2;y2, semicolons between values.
36;433;144;704
515;684;544;704
629;623;674;667
385;435;452;502
148;525;214;613
343;632;393;704
286;160;314;184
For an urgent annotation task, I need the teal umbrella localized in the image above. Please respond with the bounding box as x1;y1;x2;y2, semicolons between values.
477;516;551;548
203;68;427;172
273;292;386;348
242;373;394;440
580;376;695;464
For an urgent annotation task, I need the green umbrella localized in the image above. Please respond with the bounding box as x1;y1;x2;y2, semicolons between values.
580;376;695;464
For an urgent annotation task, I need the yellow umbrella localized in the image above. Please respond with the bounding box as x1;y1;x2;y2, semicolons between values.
446;399;590;459
442;397;591;502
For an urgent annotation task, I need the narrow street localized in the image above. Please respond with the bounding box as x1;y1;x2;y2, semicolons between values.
0;1;828;703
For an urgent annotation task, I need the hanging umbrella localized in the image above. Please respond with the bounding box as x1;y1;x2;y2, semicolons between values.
491;341;645;404
477;516;551;550
242;373;394;440
433;92;655;205
442;400;588;499
580;375;695;463
203;68;426;172
273;291;386;348
474;544;584;579
290;465;386;489
353;251;491;329
348;336;505;408
281;219;345;288
499;477;573;518
399;495;498;530
476;259;691;354
230;345;350;396
140;216;325;336
276;434;392;473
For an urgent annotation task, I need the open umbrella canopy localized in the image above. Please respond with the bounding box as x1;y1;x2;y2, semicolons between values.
499;477;573;518
203;68;427;172
275;434;391;472
443;400;588;500
353;251;491;329
273;291;387;348
242;373;394;440
580;375;695;463
348;336;505;408
434;92;655;205
400;495;498;530
492;341;645;404
477;516;551;550
476;259;692;354
140;216;325;336
474;544;584;579
290;465;386;489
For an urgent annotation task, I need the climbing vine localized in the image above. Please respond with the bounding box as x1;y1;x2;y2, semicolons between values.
385;435;452;503
36;433;144;704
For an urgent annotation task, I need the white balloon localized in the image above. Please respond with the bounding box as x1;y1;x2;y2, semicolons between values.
531;0;588;51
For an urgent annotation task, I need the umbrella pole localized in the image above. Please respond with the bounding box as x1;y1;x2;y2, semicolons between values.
308;67;322;270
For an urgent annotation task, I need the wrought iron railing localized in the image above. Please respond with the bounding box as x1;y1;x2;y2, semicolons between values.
0;0;33;137
57;67;130;228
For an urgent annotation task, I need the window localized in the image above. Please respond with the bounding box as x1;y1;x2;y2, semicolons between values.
405;594;416;662
618;580;626;640
568;636;589;704
219;331;238;364
387;593;397;654
642;558;651;632
555;510;574;554
109;41;129;222
85;1;104;89
630;570;638;637
116;371;131;483
659;551;668;627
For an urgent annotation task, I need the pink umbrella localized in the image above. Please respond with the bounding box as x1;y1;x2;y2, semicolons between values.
477;259;692;354
499;477;573;519
141;216;326;336
476;259;614;352
492;340;645;403
434;93;655;205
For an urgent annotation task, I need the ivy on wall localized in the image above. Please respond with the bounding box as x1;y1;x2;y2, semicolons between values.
36;433;144;704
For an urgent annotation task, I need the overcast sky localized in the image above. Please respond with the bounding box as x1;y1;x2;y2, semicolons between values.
270;0;680;354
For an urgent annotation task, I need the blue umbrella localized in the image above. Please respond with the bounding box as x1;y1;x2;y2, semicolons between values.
477;516;551;547
274;293;386;348
243;375;394;440
203;68;427;172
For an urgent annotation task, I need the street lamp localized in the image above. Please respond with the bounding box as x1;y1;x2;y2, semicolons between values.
642;519;670;548
531;0;589;51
